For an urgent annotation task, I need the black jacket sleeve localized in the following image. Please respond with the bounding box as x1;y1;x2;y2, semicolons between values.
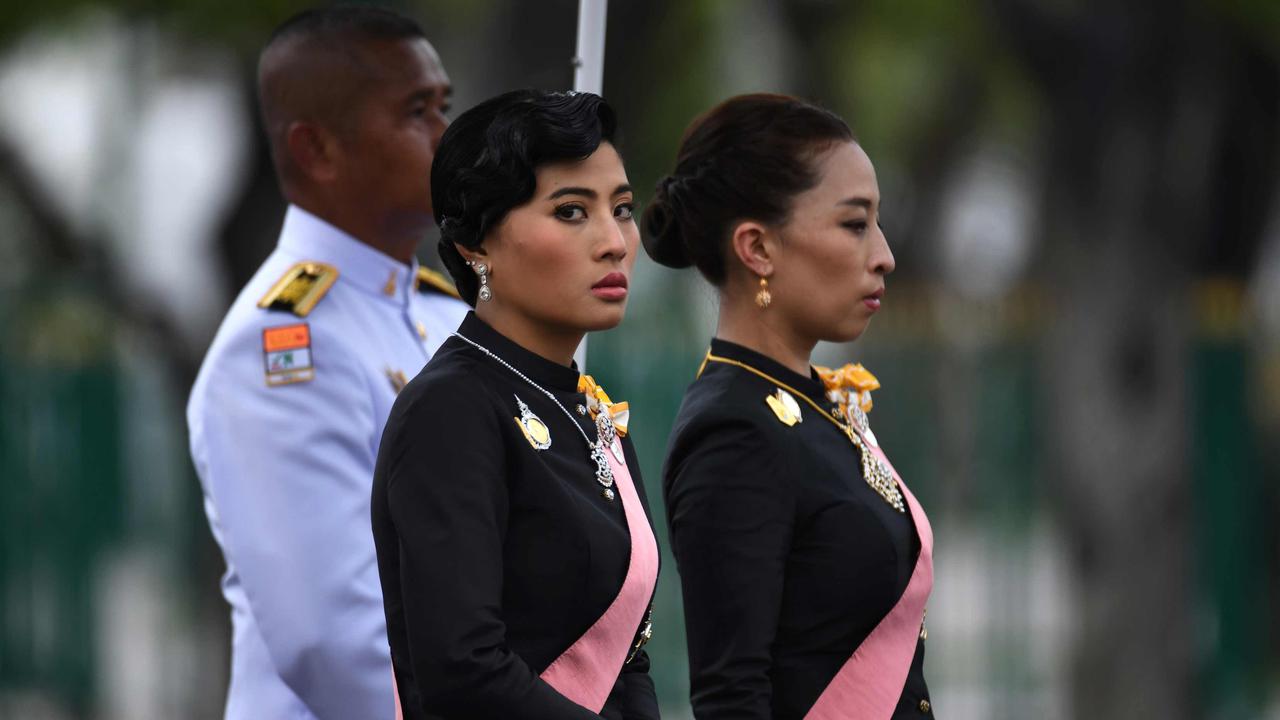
666;416;796;719
384;377;602;720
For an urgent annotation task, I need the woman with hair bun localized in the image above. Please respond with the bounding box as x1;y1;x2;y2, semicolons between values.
647;94;935;719
371;89;660;720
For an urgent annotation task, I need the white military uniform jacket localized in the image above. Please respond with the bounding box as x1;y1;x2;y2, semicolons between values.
188;205;468;720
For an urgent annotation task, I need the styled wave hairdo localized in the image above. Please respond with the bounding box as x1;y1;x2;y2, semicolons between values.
641;93;853;285
432;89;618;305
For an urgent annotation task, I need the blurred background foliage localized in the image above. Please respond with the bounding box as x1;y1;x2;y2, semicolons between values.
1;0;1278;718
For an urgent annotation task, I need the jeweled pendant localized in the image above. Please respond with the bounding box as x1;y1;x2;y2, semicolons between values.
590;442;615;488
478;285;493;302
850;432;904;512
864;427;879;448
596;410;617;449
602;487;615;501
850;404;870;436
849;404;878;447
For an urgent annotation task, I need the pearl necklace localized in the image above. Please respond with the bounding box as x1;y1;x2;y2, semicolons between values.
452;332;616;498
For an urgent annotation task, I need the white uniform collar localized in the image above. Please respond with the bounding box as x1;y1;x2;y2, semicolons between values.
277;204;420;306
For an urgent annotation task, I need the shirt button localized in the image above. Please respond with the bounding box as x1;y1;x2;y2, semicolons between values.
415;321;427;340
919;699;931;713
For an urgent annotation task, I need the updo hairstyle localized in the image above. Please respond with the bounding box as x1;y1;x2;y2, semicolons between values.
432;89;618;305
641;93;853;285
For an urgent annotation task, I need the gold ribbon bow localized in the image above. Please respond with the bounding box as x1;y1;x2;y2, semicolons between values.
577;374;630;436
815;363;880;414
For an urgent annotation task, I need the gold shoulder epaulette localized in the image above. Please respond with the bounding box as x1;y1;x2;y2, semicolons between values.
257;262;339;317
416;266;461;300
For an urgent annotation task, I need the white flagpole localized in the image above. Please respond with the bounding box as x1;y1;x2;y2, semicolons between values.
573;0;608;370
573;0;608;95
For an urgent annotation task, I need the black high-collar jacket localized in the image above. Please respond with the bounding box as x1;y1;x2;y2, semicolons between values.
663;339;932;719
372;313;659;720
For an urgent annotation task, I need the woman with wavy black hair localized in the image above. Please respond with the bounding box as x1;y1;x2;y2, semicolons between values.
646;93;935;719
371;90;660;720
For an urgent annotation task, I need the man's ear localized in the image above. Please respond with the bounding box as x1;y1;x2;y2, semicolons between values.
285;121;340;183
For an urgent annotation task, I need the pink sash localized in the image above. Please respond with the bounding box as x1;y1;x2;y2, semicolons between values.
392;670;404;720
540;439;660;711
805;434;934;720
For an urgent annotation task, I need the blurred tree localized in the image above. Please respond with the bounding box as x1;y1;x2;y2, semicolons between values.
991;0;1278;717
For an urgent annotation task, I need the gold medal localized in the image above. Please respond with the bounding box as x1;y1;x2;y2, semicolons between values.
766;388;802;426
513;395;551;450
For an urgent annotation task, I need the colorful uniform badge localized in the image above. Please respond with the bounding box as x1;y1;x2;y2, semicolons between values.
262;323;315;386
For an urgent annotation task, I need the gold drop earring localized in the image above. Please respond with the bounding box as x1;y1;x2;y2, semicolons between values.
755;276;772;309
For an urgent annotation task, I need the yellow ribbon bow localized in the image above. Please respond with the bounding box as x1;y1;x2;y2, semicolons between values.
815;363;880;414
577;374;630;436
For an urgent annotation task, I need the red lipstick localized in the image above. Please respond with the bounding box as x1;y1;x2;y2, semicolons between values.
592;272;629;301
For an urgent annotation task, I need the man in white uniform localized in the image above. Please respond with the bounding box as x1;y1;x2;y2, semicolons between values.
186;6;467;718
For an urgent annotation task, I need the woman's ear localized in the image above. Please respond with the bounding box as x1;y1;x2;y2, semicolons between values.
729;221;776;278
454;242;490;266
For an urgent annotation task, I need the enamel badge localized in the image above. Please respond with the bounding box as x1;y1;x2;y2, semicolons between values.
262;323;314;386
514;395;552;450
765;388;802;426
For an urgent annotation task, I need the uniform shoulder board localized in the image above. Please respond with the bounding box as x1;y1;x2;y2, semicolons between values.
257;262;339;317
416;266;461;300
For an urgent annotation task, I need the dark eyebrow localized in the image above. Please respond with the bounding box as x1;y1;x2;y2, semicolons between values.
548;186;597;200
838;197;873;209
548;184;634;201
